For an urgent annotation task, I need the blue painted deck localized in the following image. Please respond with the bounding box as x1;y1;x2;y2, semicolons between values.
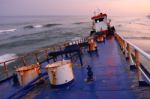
22;37;138;99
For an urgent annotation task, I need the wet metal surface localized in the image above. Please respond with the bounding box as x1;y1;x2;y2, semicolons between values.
0;37;149;99
23;37;140;99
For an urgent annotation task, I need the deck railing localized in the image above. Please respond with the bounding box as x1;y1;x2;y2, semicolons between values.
115;33;150;85
0;37;88;81
0;33;150;86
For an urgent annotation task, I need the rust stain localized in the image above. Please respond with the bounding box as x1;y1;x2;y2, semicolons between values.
16;64;41;86
88;38;97;51
50;68;57;85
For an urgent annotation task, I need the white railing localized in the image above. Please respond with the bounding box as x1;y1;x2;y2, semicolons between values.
115;33;150;85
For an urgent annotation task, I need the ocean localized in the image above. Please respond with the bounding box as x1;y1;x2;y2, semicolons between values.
0;16;150;63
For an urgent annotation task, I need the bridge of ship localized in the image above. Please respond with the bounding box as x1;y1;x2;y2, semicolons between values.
0;33;150;99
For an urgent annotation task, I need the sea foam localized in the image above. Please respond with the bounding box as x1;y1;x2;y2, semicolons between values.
0;53;18;66
34;25;42;28
0;29;16;34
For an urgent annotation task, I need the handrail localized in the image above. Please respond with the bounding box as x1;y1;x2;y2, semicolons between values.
0;39;83;64
115;32;150;85
1;32;149;85
0;37;88;80
115;33;150;61
139;67;150;83
0;42;66;64
127;41;150;61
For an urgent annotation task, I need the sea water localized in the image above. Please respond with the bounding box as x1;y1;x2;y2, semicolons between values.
0;16;150;63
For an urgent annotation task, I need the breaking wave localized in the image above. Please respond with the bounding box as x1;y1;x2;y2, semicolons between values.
0;29;16;34
43;23;62;27
23;23;62;29
73;22;88;25
24;24;43;29
24;25;34;29
0;53;18;66
34;25;42;28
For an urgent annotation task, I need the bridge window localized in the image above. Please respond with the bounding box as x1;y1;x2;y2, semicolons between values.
95;18;104;23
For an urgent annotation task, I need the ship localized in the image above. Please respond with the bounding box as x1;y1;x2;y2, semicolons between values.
0;12;150;99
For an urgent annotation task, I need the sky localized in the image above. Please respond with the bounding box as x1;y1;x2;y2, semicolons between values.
0;0;150;16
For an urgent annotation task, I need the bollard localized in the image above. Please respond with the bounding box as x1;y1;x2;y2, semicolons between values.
46;60;74;87
16;64;41;86
88;38;97;52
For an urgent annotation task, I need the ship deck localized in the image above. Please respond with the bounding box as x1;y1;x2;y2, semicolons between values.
1;36;149;99
23;37;139;99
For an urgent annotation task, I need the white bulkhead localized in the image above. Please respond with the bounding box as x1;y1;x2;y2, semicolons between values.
92;13;108;32
46;60;74;85
95;21;107;32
